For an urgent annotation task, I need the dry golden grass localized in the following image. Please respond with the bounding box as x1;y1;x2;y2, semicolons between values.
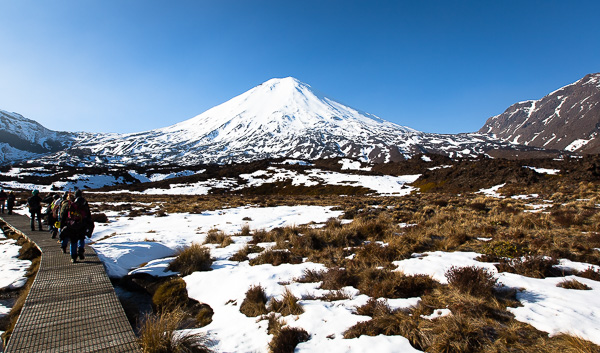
557;279;592;290
168;243;212;276
239;285;268;317
152;278;189;312
203;229;233;247
268;288;304;316
138;308;213;353
86;181;600;352
268;326;310;353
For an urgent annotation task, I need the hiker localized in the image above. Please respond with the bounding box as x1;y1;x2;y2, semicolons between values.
47;194;61;239
27;190;43;231
61;190;94;263
58;192;74;252
6;192;15;215
0;189;6;214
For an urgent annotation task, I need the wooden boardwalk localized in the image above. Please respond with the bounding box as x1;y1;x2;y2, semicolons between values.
0;214;140;353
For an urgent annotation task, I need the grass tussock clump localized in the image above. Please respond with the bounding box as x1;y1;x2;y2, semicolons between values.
445;266;497;297
168;243;212;276
556;279;592;290
268;288;304;316
268;326;310;353
152;278;189;312
357;269;438;299
138;308;213;353
249;249;302;266
239;285;268;317
203;229;233;248
229;244;264;262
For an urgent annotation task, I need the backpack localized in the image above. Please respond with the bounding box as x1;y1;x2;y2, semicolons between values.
67;201;88;224
51;199;62;218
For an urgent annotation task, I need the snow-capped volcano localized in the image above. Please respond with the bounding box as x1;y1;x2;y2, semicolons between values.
50;77;424;165
4;77;541;166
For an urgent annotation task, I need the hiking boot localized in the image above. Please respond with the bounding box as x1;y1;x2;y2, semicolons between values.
71;257;77;263
78;252;85;260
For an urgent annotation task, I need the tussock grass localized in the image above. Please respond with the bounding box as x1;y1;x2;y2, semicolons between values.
152;278;189;312
229;244;264;262
268;326;310;353
203;229;233;247
557;279;592;290
168;243;212;276
268;288;304;316
239;285;268;317
249;249;302;266
138;308;213;353
357;269;438;299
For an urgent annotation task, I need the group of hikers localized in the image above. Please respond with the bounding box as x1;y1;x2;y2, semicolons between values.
1;188;94;263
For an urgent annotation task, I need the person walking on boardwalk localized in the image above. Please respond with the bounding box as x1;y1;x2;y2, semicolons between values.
6;191;15;215
62;190;94;263
58;192;74;252
0;189;6;214
27;190;43;231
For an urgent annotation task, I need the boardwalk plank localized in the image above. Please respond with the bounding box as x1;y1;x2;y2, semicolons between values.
0;214;140;353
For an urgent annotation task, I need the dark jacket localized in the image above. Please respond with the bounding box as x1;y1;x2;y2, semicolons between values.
7;193;15;207
27;195;42;213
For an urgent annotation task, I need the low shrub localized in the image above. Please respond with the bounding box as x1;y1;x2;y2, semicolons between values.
354;298;393;317
268;288;304;316
445;266;497;297
168;243;212;276
268;326;310;353
482;240;525;259
577;267;600;281
495;256;561;278
296;268;324;283
556;279;592;290
240;285;268;317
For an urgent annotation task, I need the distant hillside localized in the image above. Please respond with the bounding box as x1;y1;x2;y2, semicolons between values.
0;109;80;163
480;73;600;153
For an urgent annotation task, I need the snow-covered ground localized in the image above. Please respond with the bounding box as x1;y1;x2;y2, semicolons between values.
3;200;599;351
90;203;600;351
0;230;33;336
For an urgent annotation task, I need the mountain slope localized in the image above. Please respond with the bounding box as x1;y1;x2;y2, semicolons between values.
0;109;80;163
39;77;536;166
479;73;600;153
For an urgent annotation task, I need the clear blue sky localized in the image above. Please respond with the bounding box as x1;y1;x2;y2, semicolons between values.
1;1;598;134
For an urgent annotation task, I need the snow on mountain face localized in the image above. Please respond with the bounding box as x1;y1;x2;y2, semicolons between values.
0;109;80;163
37;77;529;166
479;73;600;153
